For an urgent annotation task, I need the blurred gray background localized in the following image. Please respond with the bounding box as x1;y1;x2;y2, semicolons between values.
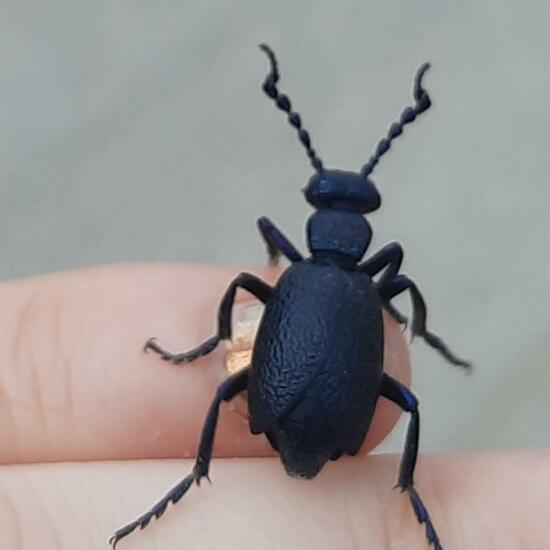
0;1;549;453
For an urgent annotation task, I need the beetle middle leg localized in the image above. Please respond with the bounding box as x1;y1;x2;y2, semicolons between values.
358;242;408;326
145;273;272;364
109;367;249;549
380;373;443;550
257;215;304;266
378;274;471;368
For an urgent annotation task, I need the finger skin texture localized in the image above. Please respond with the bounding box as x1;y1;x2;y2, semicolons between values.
0;264;409;464
0;452;548;550
0;266;546;549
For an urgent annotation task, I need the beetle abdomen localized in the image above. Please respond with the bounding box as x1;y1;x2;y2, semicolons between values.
266;389;338;479
248;260;384;475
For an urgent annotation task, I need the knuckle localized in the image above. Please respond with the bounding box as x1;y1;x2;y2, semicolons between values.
0;282;69;461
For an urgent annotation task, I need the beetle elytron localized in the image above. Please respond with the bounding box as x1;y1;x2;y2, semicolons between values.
110;45;470;550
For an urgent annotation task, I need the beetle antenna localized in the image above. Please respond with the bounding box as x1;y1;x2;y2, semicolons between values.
361;63;431;178
260;44;323;173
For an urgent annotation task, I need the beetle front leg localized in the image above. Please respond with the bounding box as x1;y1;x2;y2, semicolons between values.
378;274;471;369
145;273;272;364
109;368;249;548
257;216;304;266
380;373;443;550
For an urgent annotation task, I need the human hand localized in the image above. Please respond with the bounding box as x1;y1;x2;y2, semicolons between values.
0;264;547;549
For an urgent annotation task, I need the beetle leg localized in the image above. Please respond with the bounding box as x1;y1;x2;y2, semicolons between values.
145;273;272;364
381;300;409;326
109;368;249;549
359;242;409;326
359;242;404;279
378;274;471;369
257;215;304;266
380;373;443;550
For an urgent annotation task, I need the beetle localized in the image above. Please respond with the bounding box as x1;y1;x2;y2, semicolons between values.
110;45;470;549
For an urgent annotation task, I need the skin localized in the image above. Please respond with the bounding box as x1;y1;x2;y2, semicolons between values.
0;264;548;549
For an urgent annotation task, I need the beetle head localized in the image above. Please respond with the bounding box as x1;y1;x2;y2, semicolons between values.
304;169;381;214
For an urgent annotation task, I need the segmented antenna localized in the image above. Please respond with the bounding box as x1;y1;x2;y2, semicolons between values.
260;44;323;173
361;63;431;178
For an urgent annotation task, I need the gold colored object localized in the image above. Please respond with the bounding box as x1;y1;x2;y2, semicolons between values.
225;303;264;417
225;303;264;375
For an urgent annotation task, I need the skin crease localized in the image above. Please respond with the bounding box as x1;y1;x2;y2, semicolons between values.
0;264;548;549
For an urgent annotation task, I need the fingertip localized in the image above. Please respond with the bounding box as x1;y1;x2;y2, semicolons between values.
0;264;411;463
360;312;411;453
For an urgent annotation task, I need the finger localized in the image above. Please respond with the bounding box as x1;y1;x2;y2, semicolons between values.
0;451;548;549
0;264;409;463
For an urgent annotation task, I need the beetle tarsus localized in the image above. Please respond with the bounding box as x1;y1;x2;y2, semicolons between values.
144;335;220;364
407;487;443;550
143;336;158;353
110;369;249;548
381;374;444;550
421;330;472;370
109;472;195;548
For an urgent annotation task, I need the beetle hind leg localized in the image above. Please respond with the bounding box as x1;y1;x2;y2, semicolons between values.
145;272;272;365
380;373;443;550
109;368;249;548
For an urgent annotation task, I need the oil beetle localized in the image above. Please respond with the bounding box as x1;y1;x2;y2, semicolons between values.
110;45;470;549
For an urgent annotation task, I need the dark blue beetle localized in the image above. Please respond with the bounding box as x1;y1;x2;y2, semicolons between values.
110;45;470;550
